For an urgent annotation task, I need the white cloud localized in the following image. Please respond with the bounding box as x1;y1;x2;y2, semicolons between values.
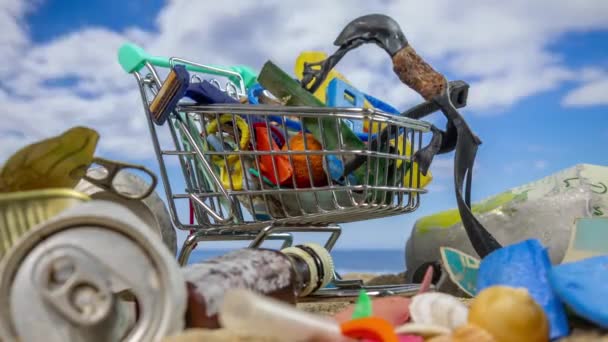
0;0;35;77
428;156;453;179
562;74;608;107
1;0;608;164
467;65;574;112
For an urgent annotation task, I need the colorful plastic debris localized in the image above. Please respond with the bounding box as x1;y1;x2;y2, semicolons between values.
334;296;411;326
352;290;373;320
341;317;399;342
477;239;569;340
439;247;480;297
283;133;327;188
549;255;608;329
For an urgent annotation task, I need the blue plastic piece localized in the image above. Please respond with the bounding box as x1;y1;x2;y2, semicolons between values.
247;83;305;132
477;239;570;340
206;135;233;152
185;80;240;104
326;78;367;134
363;93;400;115
549;255;608;329
326;79;366;108
325;155;345;181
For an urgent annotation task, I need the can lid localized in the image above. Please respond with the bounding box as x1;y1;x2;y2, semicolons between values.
75;167;177;256
0;200;187;342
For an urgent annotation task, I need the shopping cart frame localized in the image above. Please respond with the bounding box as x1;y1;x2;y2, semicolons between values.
126;51;433;296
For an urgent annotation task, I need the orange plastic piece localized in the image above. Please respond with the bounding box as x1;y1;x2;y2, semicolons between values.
341;317;399;342
283;133;327;188
254;125;292;185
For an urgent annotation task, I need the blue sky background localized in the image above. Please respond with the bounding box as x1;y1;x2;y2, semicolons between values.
1;0;607;252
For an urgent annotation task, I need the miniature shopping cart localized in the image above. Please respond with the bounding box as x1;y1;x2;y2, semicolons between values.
118;43;447;297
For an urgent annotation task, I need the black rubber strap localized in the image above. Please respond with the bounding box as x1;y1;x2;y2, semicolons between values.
432;84;502;258
301;58;500;257
411;124;442;176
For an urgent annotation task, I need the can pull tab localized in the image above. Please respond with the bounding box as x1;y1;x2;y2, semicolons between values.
83;157;158;200
34;246;114;326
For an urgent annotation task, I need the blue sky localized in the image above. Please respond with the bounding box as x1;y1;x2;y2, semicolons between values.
1;0;607;252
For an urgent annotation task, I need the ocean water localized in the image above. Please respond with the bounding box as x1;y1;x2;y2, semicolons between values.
186;249;406;275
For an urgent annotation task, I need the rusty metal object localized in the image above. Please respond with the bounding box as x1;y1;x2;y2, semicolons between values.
392;45;447;101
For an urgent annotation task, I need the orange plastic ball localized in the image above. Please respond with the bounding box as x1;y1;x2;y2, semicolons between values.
283;133;327;188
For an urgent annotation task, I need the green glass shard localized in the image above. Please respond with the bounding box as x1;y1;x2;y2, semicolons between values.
352;289;373;319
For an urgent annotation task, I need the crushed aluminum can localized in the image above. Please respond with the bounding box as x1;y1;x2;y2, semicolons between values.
0;188;90;260
75;166;177;256
0;200;187;342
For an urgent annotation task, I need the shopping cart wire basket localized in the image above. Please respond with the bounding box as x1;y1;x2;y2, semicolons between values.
118;28;499;296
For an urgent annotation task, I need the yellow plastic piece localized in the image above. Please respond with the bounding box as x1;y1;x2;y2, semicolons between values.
294;51;395;132
206;114;251;190
0;189;90;259
392;135;433;189
294;51;388;133
0;126;99;192
294;51;374;107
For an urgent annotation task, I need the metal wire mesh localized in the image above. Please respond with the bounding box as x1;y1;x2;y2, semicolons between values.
133;62;432;233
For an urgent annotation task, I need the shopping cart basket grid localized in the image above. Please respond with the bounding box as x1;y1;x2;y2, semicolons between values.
123;44;434;298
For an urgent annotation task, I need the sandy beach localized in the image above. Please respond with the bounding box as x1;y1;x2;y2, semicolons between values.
163;272;608;341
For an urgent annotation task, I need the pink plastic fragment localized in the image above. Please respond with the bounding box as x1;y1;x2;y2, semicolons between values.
333;297;411;325
361;335;423;342
333;265;435;329
417;265;434;295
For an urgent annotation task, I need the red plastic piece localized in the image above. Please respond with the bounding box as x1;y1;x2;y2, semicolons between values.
254;125;292;185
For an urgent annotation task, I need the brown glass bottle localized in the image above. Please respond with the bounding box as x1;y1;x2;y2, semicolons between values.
183;244;334;329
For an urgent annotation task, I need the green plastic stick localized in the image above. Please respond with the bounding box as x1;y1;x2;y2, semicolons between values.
248;168;277;187
257;61;365;155
352;290;373;319
117;43;258;89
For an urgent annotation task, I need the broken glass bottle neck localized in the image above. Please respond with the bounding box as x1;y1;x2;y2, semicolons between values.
182;246;333;329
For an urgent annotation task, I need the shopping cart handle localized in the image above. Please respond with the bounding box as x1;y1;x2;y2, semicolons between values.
299;14;503;258
117;43;258;89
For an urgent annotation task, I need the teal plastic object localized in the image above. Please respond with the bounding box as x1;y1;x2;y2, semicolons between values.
439;247;479;297
117;43;258;89
351;290;373;319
